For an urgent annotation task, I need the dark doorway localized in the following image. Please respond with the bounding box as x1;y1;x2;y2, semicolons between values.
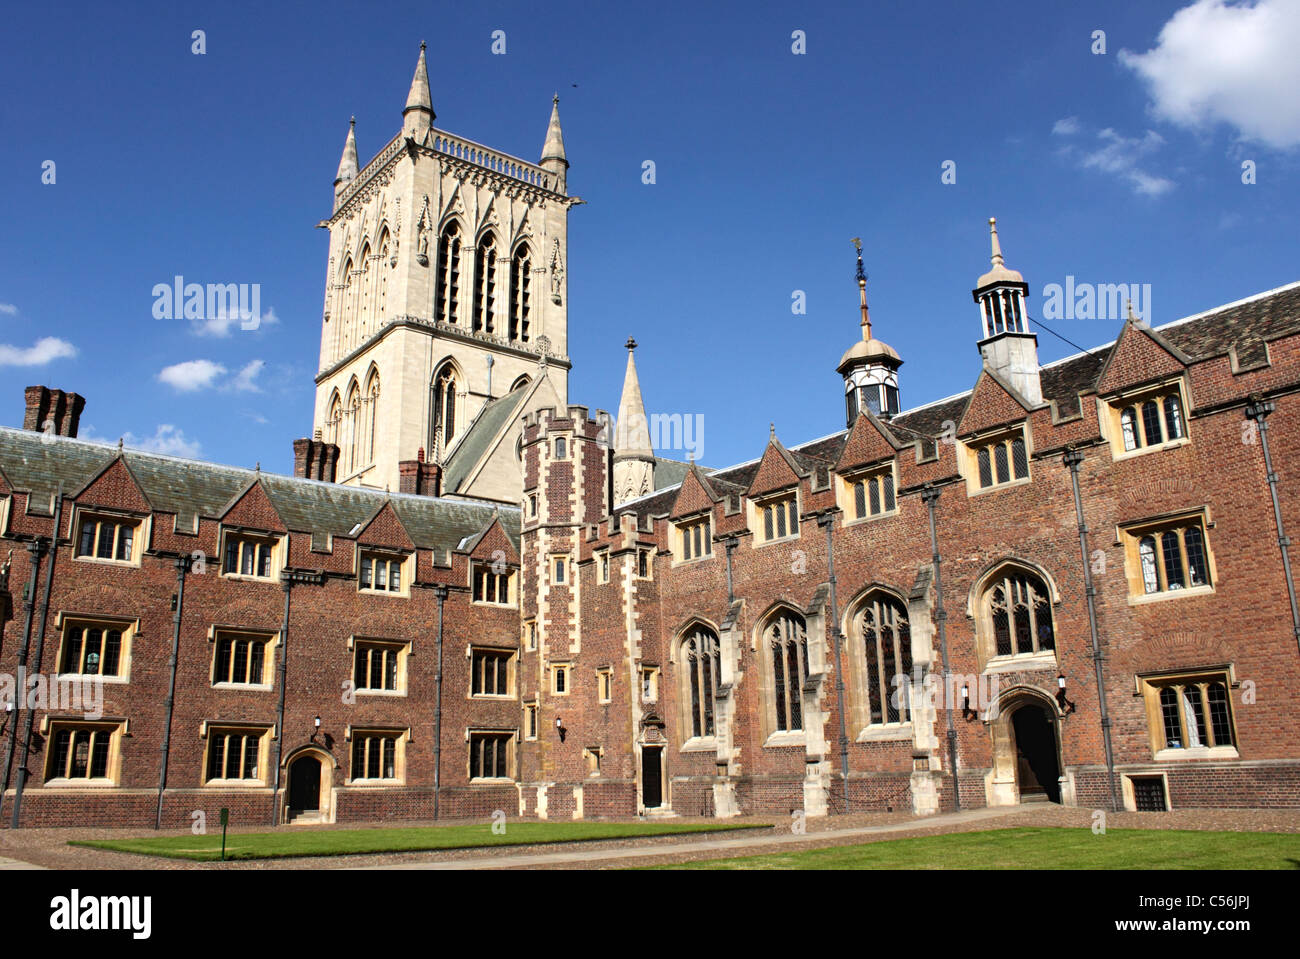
641;747;663;809
288;756;321;814
1012;705;1061;803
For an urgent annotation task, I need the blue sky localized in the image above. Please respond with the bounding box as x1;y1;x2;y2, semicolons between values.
2;0;1297;472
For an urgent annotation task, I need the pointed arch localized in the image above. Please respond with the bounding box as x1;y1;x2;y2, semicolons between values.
969;558;1059;665
362;365;381;467
429;359;461;457
435;219;463;324
755;604;808;735
325;389;343;447
376;226;391;324
509;241;533;343
844;586;912;728
342;378;361;478
473;230;499;333
510;374;532;392
675;619;720;742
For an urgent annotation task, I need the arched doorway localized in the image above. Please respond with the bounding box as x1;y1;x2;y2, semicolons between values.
283;748;334;824
986;688;1067;806
1011;703;1061;803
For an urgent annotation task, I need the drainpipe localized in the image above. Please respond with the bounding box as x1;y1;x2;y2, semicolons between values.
723;536;738;603
817;513;851;815
154;554;191;829
11;489;62;828
1063;447;1119;812
1245;397;1300;657
432;584;448;821
920;485;960;811
270;573;294;825
0;539;46;820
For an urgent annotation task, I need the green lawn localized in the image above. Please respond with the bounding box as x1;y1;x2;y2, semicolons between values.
657;827;1300;870
72;820;767;862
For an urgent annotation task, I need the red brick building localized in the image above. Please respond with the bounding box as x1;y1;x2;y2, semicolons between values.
2;51;1298;827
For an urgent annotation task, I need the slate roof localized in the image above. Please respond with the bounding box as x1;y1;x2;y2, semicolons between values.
0;426;518;554
616;281;1300;519
441;384;533;494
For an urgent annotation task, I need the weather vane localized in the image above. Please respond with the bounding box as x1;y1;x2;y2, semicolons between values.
852;237;867;283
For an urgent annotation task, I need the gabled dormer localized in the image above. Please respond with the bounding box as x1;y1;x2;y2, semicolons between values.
352;500;416;596
217;477;289;581
956;368;1036;495
70;456;153;566
1095;307;1193;460
747;432;806;545
835;412;904;523
670;464;722;563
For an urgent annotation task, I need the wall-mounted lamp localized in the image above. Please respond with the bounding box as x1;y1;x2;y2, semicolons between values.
555;716;566;743
1056;673;1076;715
961;684;978;722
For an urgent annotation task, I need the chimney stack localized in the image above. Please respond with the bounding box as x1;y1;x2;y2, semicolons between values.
23;386;86;438
293;437;340;482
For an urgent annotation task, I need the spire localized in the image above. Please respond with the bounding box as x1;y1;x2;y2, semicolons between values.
976;216;1024;288
540;95;568;194
404;41;434;118
335;117;358;186
542;94;566;163
852;237;872;340
614;337;652;457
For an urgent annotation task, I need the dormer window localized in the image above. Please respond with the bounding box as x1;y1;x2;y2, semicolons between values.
964;429;1029;492
359;551;407;595
843;465;897;522
755;491;800;543
76;513;140;564
223;533;276;579
676;514;713;562
1106;382;1189;458
472;561;515;606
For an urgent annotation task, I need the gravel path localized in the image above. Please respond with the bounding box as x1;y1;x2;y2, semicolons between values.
0;804;1295;870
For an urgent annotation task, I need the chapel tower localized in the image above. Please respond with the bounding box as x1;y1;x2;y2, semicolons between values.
313;43;579;490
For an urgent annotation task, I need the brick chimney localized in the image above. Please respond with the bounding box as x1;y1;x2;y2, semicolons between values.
398;447;441;497
292;435;340;482
24;386;86;438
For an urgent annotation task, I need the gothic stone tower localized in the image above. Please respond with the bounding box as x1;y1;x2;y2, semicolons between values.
313;44;579;491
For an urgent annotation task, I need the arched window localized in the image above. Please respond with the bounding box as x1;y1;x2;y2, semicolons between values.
1120;406;1140;451
680;625;719;739
431;366;457;454
857;593;912;725
765;610;808;733
510;245;532;342
326;392;342;447
473;233;498;333
338;257;354;356
377;230;390;323
363;369;380;465
985;568;1054;658
358;242;372;338
343;383;361;477
436;222;462;323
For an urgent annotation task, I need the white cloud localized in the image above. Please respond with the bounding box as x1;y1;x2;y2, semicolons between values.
1120;0;1300;150
192;306;280;337
0;303;18;316
1052;116;1081;136
0;336;77;366
158;359;227;391
1054;121;1176;197
123;425;203;458
229;359;265;392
